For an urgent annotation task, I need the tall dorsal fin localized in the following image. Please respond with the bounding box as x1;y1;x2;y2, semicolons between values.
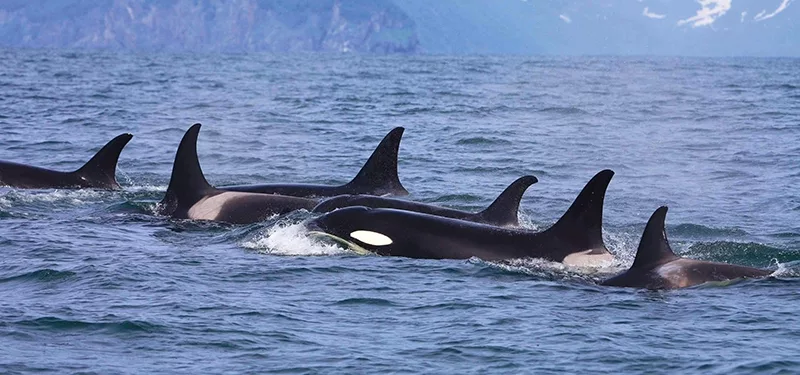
159;124;215;214
549;169;614;251
631;206;679;270
474;175;538;227
74;133;133;188
346;127;408;196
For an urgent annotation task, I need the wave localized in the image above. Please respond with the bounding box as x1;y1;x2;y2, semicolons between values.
105;200;159;216
53;71;77;79
761;83;797;90
332;298;397;307
670;223;748;239
0;269;77;283
537;106;588;115
455;137;512;146
452;166;525;175
406;301;492;311
687;241;795;266
59;117;92;124
11;317;163;333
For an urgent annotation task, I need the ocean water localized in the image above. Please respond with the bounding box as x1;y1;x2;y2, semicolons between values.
0;51;799;374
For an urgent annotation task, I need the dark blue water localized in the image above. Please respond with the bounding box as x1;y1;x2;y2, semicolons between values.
1;51;800;374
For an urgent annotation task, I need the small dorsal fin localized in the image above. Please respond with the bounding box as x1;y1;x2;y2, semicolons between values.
631;206;679;270
159;124;215;214
475;175;538;227
549;169;614;251
346;127;408;196
74;133;133;188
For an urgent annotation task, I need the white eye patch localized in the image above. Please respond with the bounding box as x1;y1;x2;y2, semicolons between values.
349;230;393;246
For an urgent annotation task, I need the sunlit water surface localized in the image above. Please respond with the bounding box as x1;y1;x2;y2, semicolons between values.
1;51;799;373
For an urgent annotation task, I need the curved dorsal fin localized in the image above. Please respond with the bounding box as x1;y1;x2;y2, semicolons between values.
475;175;538;227
346;127;408;196
631;206;679;270
74;133;133;188
549;169;614;251
159;124;215;214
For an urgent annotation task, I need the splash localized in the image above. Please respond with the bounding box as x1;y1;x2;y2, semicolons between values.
772;260;800;277
241;221;349;256
121;184;168;193
515;212;541;231
479;253;622;284
602;229;639;264
0;189;110;206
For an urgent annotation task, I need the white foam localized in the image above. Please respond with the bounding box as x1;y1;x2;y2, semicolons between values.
480;253;623;282
562;249;616;268
122;184;168;193
515;212;540;231
241;221;349;256
3;189;108;205
771;260;800;278
602;229;640;265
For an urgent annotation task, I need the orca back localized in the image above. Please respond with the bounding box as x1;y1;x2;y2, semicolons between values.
0;133;132;189
221;127;408;198
602;206;771;289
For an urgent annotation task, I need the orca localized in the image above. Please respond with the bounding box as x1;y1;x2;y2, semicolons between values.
221;127;408;198
0;133;133;189
306;170;615;265
312;176;538;228
157;124;317;224
601;206;772;289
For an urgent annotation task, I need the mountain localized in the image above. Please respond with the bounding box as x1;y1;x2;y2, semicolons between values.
0;0;419;53
0;0;797;56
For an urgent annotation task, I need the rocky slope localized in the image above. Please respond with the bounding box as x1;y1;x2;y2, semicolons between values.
0;0;419;53
0;0;796;55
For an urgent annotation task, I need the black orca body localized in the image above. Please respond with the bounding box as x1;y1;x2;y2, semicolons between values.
0;134;132;189
158;124;317;224
222;127;408;198
312;176;538;228
601;207;772;289
306;170;615;265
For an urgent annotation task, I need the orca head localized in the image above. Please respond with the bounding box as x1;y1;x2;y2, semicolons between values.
306;206;397;254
